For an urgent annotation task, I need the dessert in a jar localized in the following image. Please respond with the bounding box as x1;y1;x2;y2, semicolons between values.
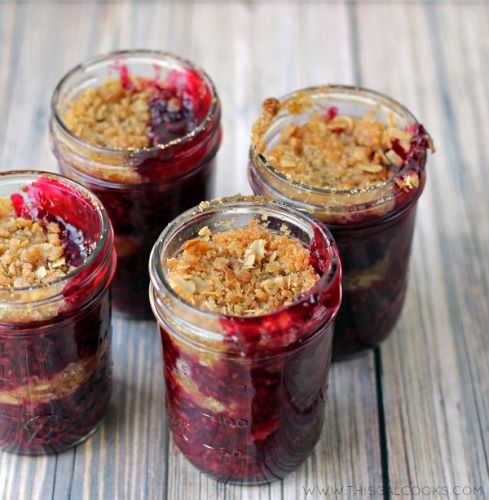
149;196;341;483
248;86;434;359
0;171;116;454
50;50;222;319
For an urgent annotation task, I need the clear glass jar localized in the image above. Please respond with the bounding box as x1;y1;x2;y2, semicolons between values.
50;50;222;319
0;171;116;454
149;198;341;483
248;85;432;359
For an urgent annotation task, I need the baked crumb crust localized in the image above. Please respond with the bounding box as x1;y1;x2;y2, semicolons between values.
167;220;318;316
0;197;78;322
254;98;415;190
0;201;72;288
62;77;153;150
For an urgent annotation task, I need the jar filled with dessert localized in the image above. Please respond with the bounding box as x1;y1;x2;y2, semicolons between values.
0;171;116;454
248;86;434;359
149;196;341;483
50;50;222;318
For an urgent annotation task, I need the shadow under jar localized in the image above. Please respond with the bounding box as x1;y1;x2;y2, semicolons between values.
149;198;341;483
0;171;116;454
248;86;433;360
50;50;222;319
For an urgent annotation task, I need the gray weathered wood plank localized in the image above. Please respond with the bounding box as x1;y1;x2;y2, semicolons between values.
355;1;489;495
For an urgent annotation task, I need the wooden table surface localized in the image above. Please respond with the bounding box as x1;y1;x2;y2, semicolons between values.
0;1;488;499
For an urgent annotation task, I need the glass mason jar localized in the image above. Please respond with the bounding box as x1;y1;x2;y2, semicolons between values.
50;50;222;319
149;198;341;483
248;86;433;359
0;171;116;454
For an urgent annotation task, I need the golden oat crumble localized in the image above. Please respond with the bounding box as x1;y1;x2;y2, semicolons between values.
62;77;154;150
0;199;72;288
253;97;416;190
167;220;318;316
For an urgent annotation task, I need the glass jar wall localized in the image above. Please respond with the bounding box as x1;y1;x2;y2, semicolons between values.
0;171;116;454
149;198;341;483
248;86;432;359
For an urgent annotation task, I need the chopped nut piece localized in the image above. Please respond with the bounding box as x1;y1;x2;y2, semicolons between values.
166;220;318;316
406;173;420;189
261;276;284;295
280;224;291;235
169;276;196;295
247;239;266;260
387;111;397;128
262;97;280;116
34;266;47;279
327;115;353;132
361;164;384;174
396;172;420;192
280;156;297;168
243;251;256;269
198;226;212;238
385;149;403;168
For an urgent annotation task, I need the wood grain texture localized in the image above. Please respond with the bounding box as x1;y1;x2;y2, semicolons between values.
354;1;489;496
0;1;487;499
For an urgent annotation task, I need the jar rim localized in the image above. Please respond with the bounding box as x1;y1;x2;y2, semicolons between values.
149;197;341;323
0;170;111;297
50;49;220;157
251;84;425;198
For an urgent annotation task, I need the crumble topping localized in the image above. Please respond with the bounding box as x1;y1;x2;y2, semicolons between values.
0;197;78;322
0;203;72;288
167;220;318;316
63;78;153;150
252;93;433;191
261;107;414;190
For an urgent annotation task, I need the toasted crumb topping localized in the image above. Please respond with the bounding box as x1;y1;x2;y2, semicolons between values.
252;93;421;190
263;109;414;190
63;78;153;150
167;220;318;316
0;206;72;288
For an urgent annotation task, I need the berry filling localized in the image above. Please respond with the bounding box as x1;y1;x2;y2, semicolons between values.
148;91;196;144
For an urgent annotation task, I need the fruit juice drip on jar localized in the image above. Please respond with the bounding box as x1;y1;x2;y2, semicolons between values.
0;177;98;289
253;98;434;192
62;63;213;150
